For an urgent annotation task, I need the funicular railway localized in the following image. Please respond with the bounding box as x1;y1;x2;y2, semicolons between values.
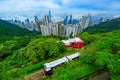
24;52;80;80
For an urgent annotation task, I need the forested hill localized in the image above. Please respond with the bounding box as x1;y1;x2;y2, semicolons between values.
0;19;38;36
84;18;120;34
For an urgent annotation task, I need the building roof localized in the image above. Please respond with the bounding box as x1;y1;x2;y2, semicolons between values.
62;37;83;44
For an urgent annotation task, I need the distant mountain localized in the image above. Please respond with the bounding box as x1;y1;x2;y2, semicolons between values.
84;18;120;34
0;19;38;36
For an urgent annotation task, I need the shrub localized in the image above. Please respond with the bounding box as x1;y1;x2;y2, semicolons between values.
22;61;45;74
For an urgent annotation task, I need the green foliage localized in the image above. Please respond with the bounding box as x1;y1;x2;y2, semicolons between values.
1;18;120;80
22;61;45;74
84;18;120;34
80;44;98;55
80;54;96;64
0;36;31;61
0;44;11;61
77;32;101;45
25;38;66;61
93;31;120;79
77;29;120;80
0;19;38;36
95;49;111;66
0;36;13;43
1;68;23;80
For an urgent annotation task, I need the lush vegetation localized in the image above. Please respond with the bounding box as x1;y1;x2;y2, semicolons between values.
84;18;120;34
45;18;120;80
0;20;67;80
22;61;45;74
0;19;38;36
44;29;120;80
0;18;120;80
0;35;68;80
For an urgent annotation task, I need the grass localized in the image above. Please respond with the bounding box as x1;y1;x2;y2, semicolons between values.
22;61;45;74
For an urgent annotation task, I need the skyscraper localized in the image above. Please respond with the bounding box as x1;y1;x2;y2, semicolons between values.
48;10;52;23
34;16;41;32
25;18;29;24
40;25;50;36
58;21;64;36
80;16;87;31
44;15;49;26
66;26;73;37
68;15;72;24
72;25;78;36
52;23;58;35
84;18;90;29
63;15;68;25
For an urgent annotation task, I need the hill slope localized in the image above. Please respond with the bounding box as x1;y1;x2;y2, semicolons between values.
0;19;38;36
84;18;120;34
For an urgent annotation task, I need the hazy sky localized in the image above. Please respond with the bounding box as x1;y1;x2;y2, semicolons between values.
0;0;120;13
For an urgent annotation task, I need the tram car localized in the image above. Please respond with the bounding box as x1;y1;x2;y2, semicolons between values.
43;52;80;75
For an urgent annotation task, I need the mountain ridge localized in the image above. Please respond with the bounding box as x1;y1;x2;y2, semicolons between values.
83;18;120;34
0;19;38;36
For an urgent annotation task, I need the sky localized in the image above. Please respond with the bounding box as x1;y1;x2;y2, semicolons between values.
0;0;120;12
0;0;120;19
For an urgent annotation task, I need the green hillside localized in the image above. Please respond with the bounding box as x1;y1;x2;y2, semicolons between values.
84;18;120;34
47;29;120;80
0;18;120;80
0;19;38;36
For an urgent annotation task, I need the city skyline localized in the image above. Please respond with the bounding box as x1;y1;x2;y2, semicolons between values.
9;10;111;37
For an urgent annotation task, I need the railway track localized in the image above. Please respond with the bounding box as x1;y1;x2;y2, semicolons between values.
23;53;109;80
24;70;45;80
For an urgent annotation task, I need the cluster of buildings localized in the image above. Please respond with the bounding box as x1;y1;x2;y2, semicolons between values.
8;11;111;37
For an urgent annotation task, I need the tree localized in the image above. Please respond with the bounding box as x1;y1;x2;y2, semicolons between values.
95;32;120;79
0;44;11;61
80;54;96;64
25;38;66;61
1;68;23;80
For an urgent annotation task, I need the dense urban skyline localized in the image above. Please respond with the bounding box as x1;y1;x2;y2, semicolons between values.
1;0;120;36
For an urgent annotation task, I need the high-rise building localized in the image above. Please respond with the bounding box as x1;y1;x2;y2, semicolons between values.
48;23;53;35
84;18;90;29
63;15;68;25
58;21;64;36
52;23;58;35
44;15;49;26
72;25;78;36
77;24;82;33
80;16;91;31
80;16;87;31
25;18;29;24
48;10;52;23
66;26;73;37
34;16;41;32
68;15;72;24
40;25;49;36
